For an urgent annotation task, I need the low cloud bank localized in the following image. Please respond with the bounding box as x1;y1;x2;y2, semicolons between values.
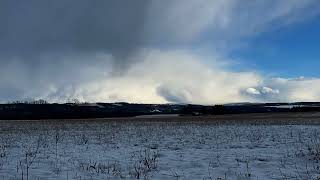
1;49;319;104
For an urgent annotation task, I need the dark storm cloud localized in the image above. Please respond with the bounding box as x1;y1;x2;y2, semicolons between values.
0;0;152;102
0;0;149;68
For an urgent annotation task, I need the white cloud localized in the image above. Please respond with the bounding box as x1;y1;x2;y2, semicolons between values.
262;78;320;102
53;49;261;104
246;88;261;95
2;49;320;104
261;87;279;94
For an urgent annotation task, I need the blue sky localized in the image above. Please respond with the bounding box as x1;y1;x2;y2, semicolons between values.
230;17;320;77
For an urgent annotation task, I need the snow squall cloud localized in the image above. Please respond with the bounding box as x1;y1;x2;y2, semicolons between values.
1;0;320;104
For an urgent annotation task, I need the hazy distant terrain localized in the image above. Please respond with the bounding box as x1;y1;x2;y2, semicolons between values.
1;113;320;179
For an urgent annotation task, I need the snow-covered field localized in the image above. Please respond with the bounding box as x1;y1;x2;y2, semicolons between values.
1;114;320;180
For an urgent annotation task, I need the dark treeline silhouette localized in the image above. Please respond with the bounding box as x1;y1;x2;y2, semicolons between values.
0;101;320;120
181;103;320;115
0;102;184;120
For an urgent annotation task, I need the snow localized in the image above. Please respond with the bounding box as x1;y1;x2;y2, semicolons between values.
266;105;320;109
150;109;162;113
134;114;179;118
0;118;320;179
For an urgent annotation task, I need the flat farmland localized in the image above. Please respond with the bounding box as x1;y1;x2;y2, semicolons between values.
1;112;320;179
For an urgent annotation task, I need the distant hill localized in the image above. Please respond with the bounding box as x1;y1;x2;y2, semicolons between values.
0;102;320;120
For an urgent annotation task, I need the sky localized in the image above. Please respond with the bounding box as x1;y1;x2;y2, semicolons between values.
1;0;320;104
